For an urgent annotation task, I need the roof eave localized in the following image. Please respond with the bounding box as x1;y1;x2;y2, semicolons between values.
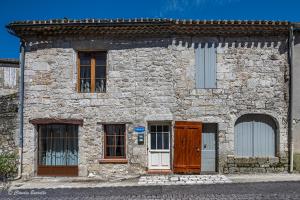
6;19;291;39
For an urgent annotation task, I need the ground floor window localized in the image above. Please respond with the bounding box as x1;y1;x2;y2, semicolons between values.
104;124;126;159
38;124;78;167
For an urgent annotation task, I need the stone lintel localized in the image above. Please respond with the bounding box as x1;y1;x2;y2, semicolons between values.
29;118;84;126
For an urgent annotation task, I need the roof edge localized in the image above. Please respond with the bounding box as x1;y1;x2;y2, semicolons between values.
6;18;291;39
0;58;19;68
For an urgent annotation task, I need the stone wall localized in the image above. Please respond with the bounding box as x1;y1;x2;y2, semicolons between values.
21;35;289;178
223;156;288;174
0;93;19;155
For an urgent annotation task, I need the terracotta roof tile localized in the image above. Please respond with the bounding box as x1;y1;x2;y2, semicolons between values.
6;18;291;38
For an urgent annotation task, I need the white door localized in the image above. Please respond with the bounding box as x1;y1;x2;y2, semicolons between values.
148;124;171;170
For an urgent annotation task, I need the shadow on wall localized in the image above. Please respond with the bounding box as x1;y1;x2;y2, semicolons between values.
294;34;300;45
24;36;288;55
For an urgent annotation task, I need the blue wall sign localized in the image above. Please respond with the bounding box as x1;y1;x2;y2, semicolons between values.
134;126;145;132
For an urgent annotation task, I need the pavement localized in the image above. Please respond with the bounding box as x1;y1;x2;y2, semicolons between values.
2;173;300;190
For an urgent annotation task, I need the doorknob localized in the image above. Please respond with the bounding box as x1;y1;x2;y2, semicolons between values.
196;147;200;152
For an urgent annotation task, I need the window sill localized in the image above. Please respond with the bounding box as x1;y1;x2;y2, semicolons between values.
99;159;128;164
77;92;106;94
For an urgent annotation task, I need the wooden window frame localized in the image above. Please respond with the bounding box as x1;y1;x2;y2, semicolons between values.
103;124;126;159
77;51;107;93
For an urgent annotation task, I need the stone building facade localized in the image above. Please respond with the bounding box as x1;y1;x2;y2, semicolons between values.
292;24;300;171
6;19;290;179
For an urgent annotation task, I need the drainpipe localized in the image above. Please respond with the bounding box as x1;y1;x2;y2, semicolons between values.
13;41;25;180
288;25;294;173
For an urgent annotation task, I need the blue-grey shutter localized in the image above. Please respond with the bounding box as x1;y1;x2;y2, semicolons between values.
234;118;253;157
195;44;205;88
253;116;276;157
235;114;276;157
205;43;217;88
195;43;216;88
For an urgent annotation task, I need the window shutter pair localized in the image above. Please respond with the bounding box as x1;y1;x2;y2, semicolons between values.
195;43;217;88
234;114;276;157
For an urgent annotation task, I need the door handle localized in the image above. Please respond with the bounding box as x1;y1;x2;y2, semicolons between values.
196;147;200;152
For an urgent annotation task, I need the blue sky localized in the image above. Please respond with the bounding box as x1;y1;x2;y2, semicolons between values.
1;0;300;58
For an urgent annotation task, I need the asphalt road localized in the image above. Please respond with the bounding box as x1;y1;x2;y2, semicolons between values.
1;181;300;200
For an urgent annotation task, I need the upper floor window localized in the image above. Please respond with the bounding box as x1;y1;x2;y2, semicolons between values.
78;52;106;93
195;43;217;89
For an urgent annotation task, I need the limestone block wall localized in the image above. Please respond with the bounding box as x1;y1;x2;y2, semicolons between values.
223;157;288;174
21;36;289;178
0;93;19;155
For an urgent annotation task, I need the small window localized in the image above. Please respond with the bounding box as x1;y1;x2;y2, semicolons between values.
104;124;126;159
195;43;217;89
78;52;106;93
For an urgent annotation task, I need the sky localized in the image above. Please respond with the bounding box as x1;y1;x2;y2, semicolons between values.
1;0;300;58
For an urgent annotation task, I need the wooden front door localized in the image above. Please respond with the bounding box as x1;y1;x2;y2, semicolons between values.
173;121;202;174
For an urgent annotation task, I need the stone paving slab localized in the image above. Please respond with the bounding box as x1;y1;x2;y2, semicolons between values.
138;175;231;185
6;173;300;190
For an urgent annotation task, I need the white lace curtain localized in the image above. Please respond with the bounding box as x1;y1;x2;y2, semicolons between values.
39;124;78;166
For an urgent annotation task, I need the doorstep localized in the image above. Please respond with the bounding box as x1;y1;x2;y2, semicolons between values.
147;170;173;175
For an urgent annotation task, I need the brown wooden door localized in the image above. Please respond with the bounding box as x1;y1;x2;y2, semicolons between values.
173;121;202;174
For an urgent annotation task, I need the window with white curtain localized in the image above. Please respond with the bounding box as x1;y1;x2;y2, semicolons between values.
38;124;78;166
78;52;107;93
